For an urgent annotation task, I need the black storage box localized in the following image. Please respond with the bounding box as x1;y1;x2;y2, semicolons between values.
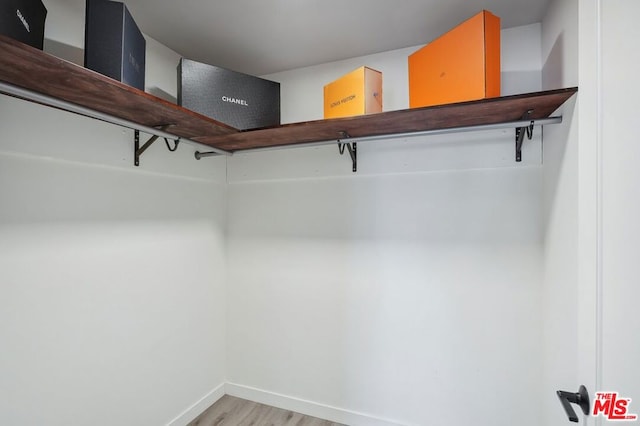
84;0;145;90
1;0;47;49
178;58;280;130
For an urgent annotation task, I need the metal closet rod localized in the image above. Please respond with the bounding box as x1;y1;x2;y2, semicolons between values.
1;80;562;158
227;115;563;155
0;81;232;156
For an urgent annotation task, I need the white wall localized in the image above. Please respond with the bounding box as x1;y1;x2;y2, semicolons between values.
0;1;227;425
226;171;543;426
225;26;546;426
600;0;640;418
539;0;579;425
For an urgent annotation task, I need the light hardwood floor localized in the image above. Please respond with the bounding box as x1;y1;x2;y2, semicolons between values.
188;395;346;426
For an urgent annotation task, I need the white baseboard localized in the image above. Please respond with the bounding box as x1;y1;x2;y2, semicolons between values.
225;382;408;426
166;382;226;426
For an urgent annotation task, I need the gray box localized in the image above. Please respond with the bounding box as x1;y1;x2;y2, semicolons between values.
178;58;280;131
84;0;145;90
1;0;47;49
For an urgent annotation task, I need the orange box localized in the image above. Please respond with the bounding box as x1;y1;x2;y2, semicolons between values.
408;10;500;108
323;66;382;119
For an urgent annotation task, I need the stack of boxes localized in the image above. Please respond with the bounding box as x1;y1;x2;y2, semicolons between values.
321;9;500;118
84;0;281;130
1;3;500;128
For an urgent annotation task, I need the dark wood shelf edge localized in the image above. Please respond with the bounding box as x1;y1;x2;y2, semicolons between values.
195;87;578;151
0;34;239;143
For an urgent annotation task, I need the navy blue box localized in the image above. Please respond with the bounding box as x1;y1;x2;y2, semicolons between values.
84;0;145;90
178;58;280;131
1;0;47;49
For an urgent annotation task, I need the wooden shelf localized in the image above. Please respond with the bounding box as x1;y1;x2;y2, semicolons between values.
0;34;577;156
0;35;236;142
196;87;577;151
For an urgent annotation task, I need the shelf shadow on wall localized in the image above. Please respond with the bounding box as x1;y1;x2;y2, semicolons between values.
43;39;84;66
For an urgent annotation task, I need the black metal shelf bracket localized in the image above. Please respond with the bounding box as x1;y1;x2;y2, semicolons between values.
134;125;180;166
515;109;535;162
337;131;357;173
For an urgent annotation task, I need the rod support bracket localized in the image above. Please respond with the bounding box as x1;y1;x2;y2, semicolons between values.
337;131;357;173
194;150;222;160
134;125;180;167
515;110;535;162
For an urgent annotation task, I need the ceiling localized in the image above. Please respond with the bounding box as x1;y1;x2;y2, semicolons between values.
122;0;549;76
